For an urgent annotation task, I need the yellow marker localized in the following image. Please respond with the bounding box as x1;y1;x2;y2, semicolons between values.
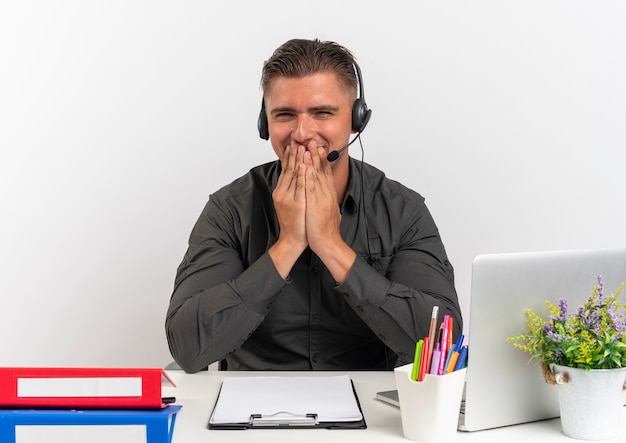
445;351;460;373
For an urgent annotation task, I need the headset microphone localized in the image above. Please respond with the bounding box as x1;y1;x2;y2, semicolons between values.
327;134;361;162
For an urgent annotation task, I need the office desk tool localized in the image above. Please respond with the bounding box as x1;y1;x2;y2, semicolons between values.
395;364;466;442
0;405;182;443
208;375;366;429
0;367;176;409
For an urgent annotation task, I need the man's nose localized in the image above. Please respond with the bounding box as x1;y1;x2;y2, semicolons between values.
292;115;317;144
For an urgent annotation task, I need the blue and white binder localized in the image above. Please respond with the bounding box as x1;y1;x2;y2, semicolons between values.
0;404;182;443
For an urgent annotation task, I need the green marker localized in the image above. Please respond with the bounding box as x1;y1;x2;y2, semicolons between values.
411;340;423;381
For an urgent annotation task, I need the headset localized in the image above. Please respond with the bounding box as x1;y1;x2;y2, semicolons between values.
257;61;372;142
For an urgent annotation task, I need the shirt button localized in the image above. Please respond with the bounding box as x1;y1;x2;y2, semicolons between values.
312;354;319;363
312;314;319;322
377;334;386;342
312;265;320;274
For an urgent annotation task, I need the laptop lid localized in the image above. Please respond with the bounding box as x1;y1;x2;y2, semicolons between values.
459;248;626;432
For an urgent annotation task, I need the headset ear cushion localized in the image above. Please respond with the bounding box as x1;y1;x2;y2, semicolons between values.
258;100;269;140
352;98;372;133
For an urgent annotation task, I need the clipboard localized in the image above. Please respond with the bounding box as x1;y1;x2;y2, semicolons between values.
207;375;367;430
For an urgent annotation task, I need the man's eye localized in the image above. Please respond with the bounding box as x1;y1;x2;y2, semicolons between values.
275;112;294;119
315;111;333;118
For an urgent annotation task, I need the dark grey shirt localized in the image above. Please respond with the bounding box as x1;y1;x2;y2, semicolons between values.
166;158;462;373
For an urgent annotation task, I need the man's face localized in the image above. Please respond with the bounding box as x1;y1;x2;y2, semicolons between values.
264;72;355;162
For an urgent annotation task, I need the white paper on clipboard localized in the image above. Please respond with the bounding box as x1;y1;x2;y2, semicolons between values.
209;375;363;425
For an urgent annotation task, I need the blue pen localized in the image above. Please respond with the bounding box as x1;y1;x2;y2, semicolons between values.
454;345;468;371
445;335;465;372
455;334;465;352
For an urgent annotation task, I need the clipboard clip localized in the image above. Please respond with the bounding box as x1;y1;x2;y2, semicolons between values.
250;412;319;427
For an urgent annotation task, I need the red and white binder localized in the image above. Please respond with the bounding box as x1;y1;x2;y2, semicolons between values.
0;367;176;409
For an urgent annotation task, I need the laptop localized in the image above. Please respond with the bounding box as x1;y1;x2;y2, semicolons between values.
377;248;626;431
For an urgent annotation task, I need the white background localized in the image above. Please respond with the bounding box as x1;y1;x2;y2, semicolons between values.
1;1;625;368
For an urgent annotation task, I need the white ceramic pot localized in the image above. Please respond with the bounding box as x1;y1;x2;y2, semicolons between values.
551;364;626;440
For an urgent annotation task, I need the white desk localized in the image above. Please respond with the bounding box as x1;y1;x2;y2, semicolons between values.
163;370;626;442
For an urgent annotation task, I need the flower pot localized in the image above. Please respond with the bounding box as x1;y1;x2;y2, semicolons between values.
550;364;626;440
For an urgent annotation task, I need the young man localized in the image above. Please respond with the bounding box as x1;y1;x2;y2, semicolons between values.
166;38;462;373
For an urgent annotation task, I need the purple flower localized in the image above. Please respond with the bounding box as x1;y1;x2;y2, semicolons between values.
549;298;569;322
589;311;601;329
544;327;565;342
597;275;605;299
559;298;568;317
608;308;626;333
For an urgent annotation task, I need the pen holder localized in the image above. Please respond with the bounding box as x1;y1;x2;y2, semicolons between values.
394;363;466;442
